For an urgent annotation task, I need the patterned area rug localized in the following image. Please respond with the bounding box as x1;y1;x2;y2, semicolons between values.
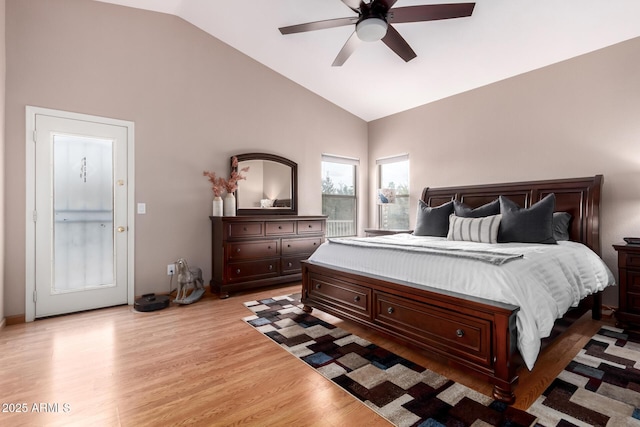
243;295;640;427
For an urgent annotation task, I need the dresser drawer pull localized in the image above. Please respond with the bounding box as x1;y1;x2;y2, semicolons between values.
268;246;272;249
308;224;313;228
387;307;394;314
287;244;291;248
288;262;293;267
243;227;247;231
236;268;241;274
269;265;273;271
236;248;241;253
315;283;321;290
354;296;360;302
278;225;282;229
456;329;465;338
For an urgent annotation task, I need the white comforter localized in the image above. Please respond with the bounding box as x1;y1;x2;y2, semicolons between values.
308;234;615;369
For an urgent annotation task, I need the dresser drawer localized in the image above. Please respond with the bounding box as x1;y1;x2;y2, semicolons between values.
265;221;295;235
281;255;307;274
627;292;640;314
623;270;640;293
282;237;322;255
307;275;370;320
227;240;278;261
226;259;279;282
622;251;640;269
228;222;264;238
374;292;491;367
298;220;324;234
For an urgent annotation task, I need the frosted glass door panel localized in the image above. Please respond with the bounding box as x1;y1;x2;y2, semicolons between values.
53;135;114;292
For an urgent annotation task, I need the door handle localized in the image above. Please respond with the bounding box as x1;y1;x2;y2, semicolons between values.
117;226;126;233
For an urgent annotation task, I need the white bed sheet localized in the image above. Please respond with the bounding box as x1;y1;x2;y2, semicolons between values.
308;234;615;369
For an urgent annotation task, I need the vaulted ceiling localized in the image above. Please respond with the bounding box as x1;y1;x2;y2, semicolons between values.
96;0;640;121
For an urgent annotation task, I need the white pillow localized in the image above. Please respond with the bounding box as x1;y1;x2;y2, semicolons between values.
447;214;502;244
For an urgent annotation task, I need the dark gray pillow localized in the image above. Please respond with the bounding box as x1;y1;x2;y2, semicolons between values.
414;200;454;237
553;212;572;241
453;198;500;218
498;193;556;244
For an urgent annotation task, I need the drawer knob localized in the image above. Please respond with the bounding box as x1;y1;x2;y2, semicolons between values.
387;307;394;314
354;296;360;302
308;224;313;228
278;225;282;229
243;227;247;231
269;265;273;271
456;329;465;338
236;269;241;274
288;244;291;248
288;262;293;267
236;248;241;253
268;246;272;249
315;284;321;290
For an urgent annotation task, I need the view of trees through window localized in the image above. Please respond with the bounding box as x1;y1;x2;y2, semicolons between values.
321;159;357;237
378;157;410;230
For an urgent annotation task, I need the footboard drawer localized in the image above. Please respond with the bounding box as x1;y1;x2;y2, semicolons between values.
307;274;371;320
374;291;492;367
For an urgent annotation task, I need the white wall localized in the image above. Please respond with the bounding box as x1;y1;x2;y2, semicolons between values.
369;36;640;306
4;0;367;317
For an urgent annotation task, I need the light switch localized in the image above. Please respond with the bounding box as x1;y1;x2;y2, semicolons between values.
137;203;146;214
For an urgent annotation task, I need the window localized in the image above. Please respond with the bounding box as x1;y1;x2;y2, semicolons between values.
322;154;358;237
377;154;410;230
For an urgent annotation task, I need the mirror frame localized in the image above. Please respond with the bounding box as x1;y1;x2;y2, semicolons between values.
232;153;298;216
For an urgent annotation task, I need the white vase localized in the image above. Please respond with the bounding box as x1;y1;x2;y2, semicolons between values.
223;193;236;216
212;196;223;216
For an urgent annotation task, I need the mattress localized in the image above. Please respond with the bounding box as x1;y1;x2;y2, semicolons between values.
308;233;616;369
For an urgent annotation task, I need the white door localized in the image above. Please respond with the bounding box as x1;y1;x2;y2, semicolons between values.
28;108;133;318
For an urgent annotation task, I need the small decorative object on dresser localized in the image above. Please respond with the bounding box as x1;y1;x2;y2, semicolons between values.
212;196;223;217
203;156;249;217
210;215;326;298
613;242;640;327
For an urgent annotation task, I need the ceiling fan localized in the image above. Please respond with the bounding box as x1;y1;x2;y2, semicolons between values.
279;1;475;66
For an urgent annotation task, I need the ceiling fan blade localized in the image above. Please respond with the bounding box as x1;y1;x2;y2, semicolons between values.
341;0;363;13
279;17;357;35
381;25;416;62
332;31;362;66
387;3;475;24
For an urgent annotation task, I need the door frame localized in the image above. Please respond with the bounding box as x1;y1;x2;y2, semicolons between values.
25;106;135;322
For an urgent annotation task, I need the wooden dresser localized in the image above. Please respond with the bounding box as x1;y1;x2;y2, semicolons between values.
613;243;640;327
210;215;326;298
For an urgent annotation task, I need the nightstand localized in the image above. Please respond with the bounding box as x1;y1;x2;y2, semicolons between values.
613;243;640;328
364;228;413;237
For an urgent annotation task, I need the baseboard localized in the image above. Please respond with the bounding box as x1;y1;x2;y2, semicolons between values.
0;318;5;331
6;314;26;326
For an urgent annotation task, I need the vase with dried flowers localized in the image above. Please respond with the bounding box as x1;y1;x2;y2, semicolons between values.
203;156;249;217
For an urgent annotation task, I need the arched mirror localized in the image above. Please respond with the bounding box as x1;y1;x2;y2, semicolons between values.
232;153;298;215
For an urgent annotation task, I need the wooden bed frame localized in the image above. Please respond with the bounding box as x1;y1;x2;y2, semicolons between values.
300;175;604;404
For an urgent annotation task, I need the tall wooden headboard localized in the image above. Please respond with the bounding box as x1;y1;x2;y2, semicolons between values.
421;175;603;256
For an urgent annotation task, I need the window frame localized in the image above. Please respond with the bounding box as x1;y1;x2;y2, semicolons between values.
321;154;359;238
376;154;410;230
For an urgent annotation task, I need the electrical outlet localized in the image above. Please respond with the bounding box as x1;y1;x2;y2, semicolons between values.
167;264;175;276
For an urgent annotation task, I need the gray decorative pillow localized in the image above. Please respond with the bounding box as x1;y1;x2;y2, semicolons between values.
447;214;502;244
553;212;572;241
499;193;557;244
453;199;500;218
414;200;454;237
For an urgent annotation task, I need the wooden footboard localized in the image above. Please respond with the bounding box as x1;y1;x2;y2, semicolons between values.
301;261;521;403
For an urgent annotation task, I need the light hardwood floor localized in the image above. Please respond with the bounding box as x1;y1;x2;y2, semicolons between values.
0;284;610;426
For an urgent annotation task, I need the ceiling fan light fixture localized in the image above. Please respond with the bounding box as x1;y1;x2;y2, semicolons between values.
356;18;388;42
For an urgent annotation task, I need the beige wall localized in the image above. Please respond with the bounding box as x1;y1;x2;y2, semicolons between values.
0;0;5;326
369;36;640;306
4;0;367;317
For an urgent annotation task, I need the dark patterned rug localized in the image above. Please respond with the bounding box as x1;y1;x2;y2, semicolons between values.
243;295;640;427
